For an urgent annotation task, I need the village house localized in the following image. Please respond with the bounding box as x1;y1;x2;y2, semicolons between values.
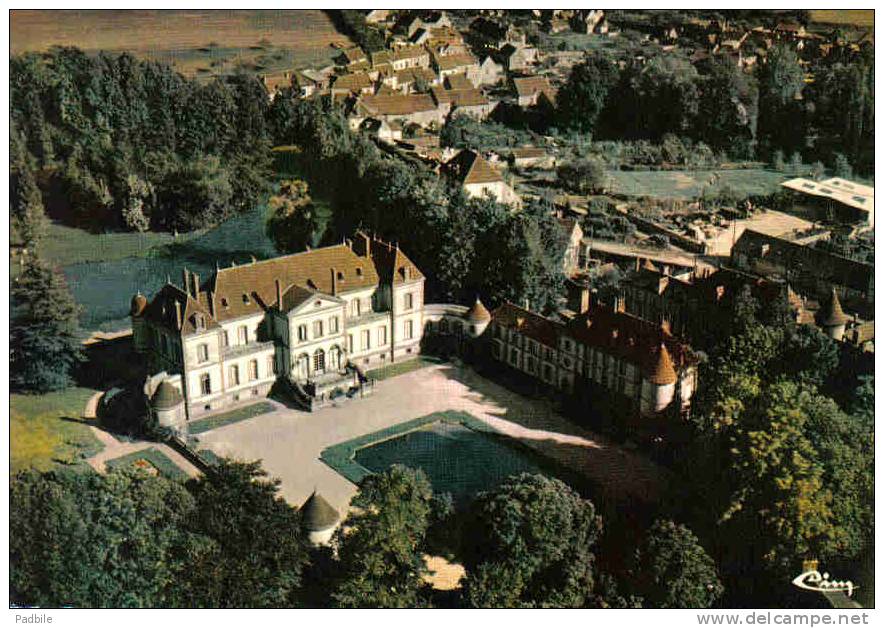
330;72;375;97
337;46;369;69
571;9;606;34
392;67;439;93
476;55;506;86
512;76;557;107
506;146;555;170
353;92;446;127
442;149;522;207
391;46;431;71
432;51;481;86
132;233;427;430
432;86;495;119
488;300;699;420
498;42;539;72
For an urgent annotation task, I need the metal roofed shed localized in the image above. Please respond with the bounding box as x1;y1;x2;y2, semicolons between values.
781;177;874;227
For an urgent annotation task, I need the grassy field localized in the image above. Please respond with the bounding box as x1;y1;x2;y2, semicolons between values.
11;9;352;77
607;168;789;200
11;387;104;474
40;223;195;268
809;10;874;27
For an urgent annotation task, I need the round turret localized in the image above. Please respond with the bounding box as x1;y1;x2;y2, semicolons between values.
464;296;492;338
301;491;340;546
640;342;677;416
130;292;147;317
150;380;185;431
817;288;849;341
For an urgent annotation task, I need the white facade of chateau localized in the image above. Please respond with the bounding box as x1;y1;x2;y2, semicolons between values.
132;233;425;430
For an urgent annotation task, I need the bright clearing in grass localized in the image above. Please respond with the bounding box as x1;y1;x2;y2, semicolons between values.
11;387;104;473
188;401;276;435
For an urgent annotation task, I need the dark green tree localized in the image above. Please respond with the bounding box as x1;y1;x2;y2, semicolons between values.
11;257;84;392
461;474;603;608
330;465;435;608
10;467;197;608
556;57;621;134
632;519;723;608
180;460;310;608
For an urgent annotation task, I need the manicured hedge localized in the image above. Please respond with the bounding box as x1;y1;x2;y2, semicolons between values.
188;401;276;435
105;447;188;481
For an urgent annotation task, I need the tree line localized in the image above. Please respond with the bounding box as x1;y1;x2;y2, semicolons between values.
10;47;274;242
11;462;723;609
555;44;873;174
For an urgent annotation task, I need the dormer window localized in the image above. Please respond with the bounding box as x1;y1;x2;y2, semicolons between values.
356;267;363;277
337;271;344;281
221;298;229;308
242;294;250;304
193;314;205;331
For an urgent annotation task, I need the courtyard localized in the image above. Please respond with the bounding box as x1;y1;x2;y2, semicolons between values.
195;361;669;515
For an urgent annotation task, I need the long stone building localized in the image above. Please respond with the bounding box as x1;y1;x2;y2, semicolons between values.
131;232;426;431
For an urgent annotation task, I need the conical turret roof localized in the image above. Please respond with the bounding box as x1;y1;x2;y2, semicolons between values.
301;491;340;531
646;342;678;385
818;288;849;327
131;292;147;317
465;296;491;322
151;380;183;410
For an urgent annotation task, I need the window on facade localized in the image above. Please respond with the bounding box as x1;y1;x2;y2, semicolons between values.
238;325;248;344
194;314;205;331
351;299;361;317
530;341;539;356
509;348;519;364
267;356;276;376
330;316;339;333
348;334;354;353
222;331;229;347
404;293;413;310
378;326;387;345
229;365;240;386
313;320;323;338
404;320;414;340
492;342;501;359
200;374;211;396
197;343;209;363
313;349;325;373
298;325;307;342
362;330;371;350
249;359;258;381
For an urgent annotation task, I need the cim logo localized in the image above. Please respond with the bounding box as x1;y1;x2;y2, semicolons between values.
792;570;859;598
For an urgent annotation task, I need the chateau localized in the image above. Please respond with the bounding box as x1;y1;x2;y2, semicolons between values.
131;232;426;432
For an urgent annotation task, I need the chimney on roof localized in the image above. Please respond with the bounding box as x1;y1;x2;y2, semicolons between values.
182;267;189;292
208;291;215;317
353;232;371;257
191;272;200;298
330;268;337;296
174;301;182;330
276;279;283;308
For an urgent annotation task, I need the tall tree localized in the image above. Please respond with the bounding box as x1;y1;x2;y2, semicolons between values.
11;257;84;392
461;474;602;608
632;519;724;608
556;57;621;134
330;465;435;608
180;461;310;608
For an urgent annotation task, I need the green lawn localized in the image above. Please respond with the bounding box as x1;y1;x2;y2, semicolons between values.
187;401;277;435
607;168;789;199
365;356;445;381
11;387;104;473
40;223;195;268
105;447;188;481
